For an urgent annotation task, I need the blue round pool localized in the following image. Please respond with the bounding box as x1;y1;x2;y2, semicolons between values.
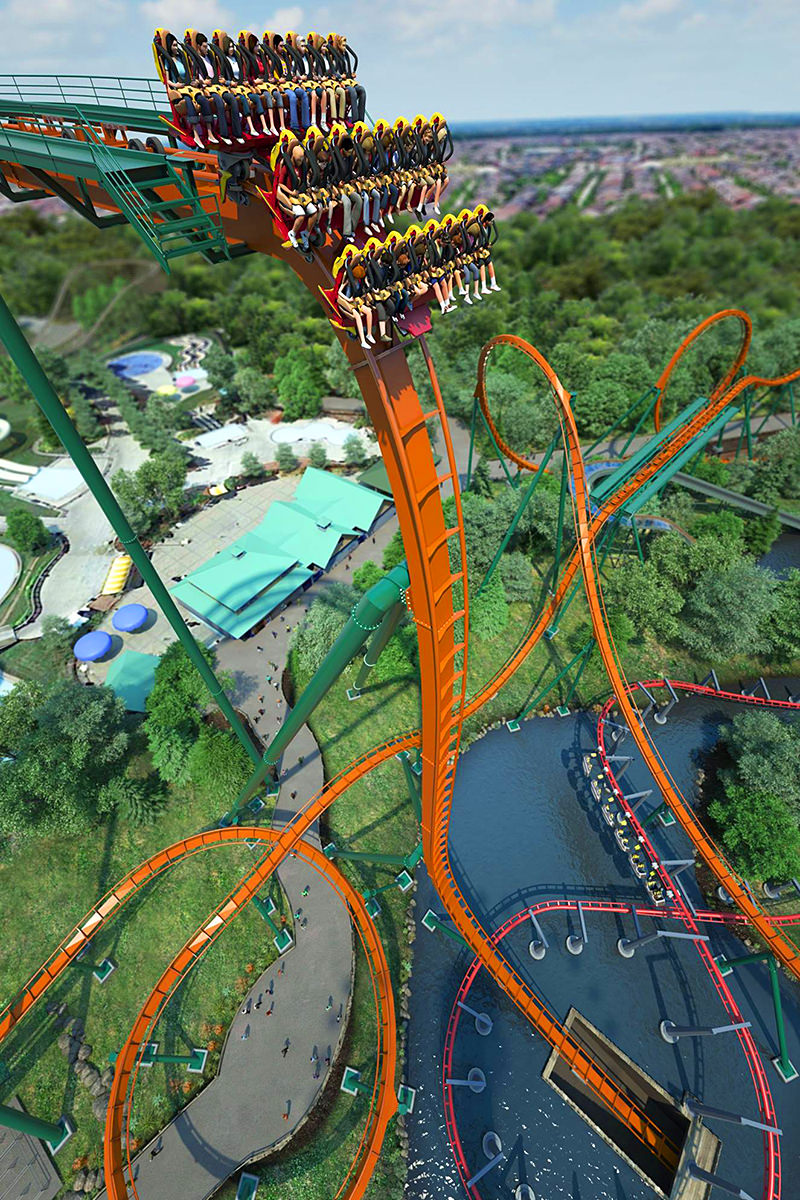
108;352;167;380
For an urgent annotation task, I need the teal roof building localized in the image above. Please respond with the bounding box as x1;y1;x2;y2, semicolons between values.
170;468;384;639
105;649;161;712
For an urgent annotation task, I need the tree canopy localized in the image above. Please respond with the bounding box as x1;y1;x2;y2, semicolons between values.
0;679;129;838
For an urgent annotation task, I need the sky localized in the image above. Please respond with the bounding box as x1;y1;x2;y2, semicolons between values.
0;0;796;122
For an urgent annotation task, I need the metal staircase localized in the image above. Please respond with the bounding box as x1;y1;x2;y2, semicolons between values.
0;103;237;272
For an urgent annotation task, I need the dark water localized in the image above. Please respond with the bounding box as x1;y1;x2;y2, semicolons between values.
405;691;800;1199
759;532;800;578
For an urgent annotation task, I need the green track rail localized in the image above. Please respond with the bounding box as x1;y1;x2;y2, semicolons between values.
0;79;247;272
0;118;232;271
0;74;169;134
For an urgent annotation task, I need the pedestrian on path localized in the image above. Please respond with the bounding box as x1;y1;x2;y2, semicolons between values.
282;1040;290;1056
241;1026;250;1040
326;996;333;1011
324;1052;331;1068
310;1047;318;1063
150;1141;163;1159
272;630;277;639
290;790;297;800
337;1005;343;1024
258;694;264;703
294;908;302;920
301;885;309;897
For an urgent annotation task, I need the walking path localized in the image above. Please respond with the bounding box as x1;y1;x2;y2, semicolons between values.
98;508;398;1200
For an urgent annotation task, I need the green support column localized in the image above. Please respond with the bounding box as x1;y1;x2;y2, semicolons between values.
562;639;594;710
348;601;407;699
226;564;410;820
642;800;676;828
550;453;570;598
585;385;658;457
421;909;468;945
547;518;622;638
630;515;644;564
478;406;518;489
715;950;797;1082
465;395;478;490
0;1103;67;1146
324;845;408;867
478;432;558;596
397;749;422;824
767;956;796;1081
0;294;259;766
508;640;594;729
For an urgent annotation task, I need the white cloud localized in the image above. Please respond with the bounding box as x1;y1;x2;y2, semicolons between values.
138;1;234;31
393;0;556;44
617;0;683;20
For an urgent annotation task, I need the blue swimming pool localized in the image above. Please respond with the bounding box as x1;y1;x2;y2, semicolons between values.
108;351;167;380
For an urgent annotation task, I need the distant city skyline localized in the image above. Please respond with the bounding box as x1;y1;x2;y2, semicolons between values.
0;0;796;122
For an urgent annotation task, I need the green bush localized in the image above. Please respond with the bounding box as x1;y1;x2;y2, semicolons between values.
276;443;299;472
290;583;357;674
343;433;368;467
353;561;382;594
708;784;800;882
469;571;509;640
5;507;49;553
308;442;328;469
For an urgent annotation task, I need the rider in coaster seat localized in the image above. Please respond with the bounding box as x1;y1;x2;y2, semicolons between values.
183;29;244;144
471;203;501;292
333;244;374;349
372;119;400;223
271;131;321;249
238;31;284;133
153;28;226;148
308;31;346;123
286;31;325;131
212;30;269;136
266;30;311;130
327;124;362;239
326;33;366;123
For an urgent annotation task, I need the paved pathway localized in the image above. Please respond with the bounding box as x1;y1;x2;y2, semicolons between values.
97;508;398;1200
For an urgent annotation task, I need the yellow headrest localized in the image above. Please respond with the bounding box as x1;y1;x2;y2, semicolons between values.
423;218;439;235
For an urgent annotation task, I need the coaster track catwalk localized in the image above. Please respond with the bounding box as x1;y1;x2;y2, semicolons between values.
0;98;799;1200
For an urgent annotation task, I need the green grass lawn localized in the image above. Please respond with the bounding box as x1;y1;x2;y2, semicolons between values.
0;394;49;465
0;539;63;629
0;763;279;1193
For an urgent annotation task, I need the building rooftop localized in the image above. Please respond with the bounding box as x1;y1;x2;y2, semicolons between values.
170;468;384;639
105;649;161;712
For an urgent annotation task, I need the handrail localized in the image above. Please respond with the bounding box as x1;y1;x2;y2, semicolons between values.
0;74;166;114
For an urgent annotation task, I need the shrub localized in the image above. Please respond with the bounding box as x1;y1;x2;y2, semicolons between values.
469;572;509;640
308;442;328;469
353;561;382;593
275;443;299;472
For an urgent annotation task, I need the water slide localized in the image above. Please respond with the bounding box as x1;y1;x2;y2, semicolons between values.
0;97;799;1200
